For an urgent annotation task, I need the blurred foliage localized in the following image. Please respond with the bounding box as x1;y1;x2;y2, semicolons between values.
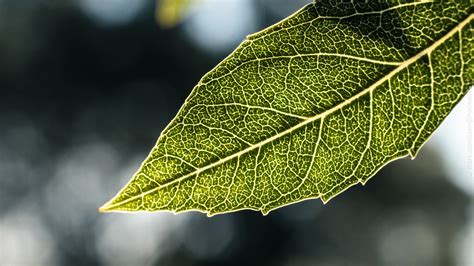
156;0;197;27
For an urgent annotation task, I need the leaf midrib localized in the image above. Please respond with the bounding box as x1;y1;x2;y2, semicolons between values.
100;13;473;212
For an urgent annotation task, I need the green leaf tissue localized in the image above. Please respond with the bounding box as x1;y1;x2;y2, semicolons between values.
100;1;474;216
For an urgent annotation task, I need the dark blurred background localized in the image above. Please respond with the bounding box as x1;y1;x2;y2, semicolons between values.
0;0;473;265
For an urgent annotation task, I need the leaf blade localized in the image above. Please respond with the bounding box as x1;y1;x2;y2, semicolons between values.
100;1;473;215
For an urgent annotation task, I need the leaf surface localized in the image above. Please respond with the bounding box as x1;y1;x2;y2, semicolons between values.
101;1;474;215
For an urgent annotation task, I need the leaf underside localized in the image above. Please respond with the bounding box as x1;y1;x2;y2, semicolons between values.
101;1;474;216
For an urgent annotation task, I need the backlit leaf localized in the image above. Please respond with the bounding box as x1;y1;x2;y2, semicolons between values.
101;1;473;216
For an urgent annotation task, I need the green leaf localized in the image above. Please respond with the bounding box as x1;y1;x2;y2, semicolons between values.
100;1;474;216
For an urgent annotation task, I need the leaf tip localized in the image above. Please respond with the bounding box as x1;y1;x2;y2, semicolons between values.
98;199;116;213
98;205;110;213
